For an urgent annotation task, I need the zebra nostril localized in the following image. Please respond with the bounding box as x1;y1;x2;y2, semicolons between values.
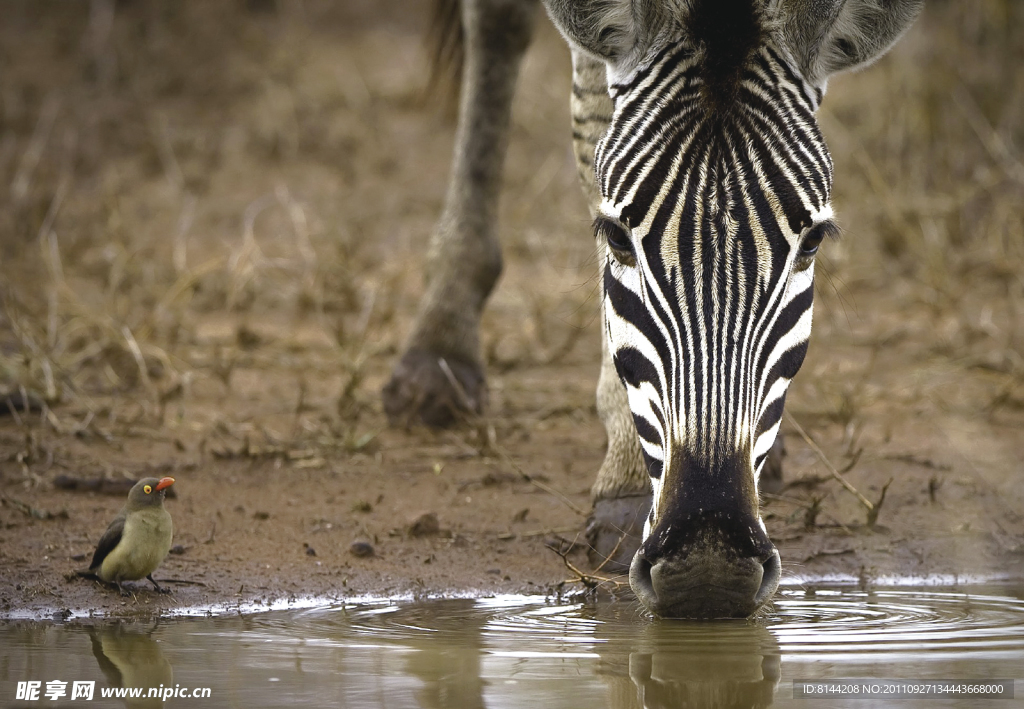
754;548;782;608
629;552;658;609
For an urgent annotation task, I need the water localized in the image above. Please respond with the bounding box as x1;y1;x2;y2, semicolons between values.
3;585;1023;708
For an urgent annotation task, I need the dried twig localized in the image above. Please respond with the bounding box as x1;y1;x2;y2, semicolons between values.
520;525;579;538
838;447;863;474
0;494;68;520
866;478;894;528
437;357;477;414
591;531;625;574
155;578;208;588
784;411;874;513
762;491;852;535
544;534;626;591
496;447;586;517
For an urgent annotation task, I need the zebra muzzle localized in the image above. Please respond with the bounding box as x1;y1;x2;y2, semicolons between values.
629;519;781;619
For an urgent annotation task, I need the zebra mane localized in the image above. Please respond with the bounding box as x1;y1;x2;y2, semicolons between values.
544;0;922;88
687;0;764;111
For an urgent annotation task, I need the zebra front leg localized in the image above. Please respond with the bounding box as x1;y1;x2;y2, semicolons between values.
586;322;652;573
566;50;652;572
383;0;537;427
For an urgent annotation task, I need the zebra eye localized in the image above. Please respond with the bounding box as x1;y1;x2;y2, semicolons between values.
799;226;824;257
595;217;635;265
798;220;841;259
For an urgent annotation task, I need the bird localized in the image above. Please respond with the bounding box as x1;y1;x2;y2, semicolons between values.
79;477;175;595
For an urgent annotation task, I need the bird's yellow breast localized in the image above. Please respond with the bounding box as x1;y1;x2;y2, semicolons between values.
98;507;173;583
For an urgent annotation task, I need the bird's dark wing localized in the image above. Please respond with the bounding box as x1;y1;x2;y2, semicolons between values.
89;510;126;571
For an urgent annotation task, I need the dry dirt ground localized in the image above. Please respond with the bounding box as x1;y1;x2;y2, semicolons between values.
1;1;1023;619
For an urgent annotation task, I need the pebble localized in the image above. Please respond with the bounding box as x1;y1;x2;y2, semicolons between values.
350;540;375;558
408;511;440;537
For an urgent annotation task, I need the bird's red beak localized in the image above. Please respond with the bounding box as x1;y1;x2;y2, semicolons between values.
156;477;175;491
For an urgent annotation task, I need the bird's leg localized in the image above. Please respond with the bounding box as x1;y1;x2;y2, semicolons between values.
147;574;170;593
116;582;130;597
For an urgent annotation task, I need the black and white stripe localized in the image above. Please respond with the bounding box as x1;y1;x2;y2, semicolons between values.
593;37;836;534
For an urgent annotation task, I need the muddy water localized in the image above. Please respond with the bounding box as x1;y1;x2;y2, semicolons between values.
2;586;1022;708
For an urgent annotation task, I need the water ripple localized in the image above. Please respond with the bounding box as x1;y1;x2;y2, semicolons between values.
4;586;1023;708
248;586;1024;662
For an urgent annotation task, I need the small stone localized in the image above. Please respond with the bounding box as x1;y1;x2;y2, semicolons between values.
169;544;188;555
486;568;501;575
408;512;440;537
253;511;270;520
349;540;374;558
304;544;317;557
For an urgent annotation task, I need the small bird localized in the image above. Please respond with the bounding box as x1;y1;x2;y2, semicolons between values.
79;477;175;595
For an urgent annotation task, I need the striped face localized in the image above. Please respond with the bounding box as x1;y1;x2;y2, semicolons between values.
596;40;836;547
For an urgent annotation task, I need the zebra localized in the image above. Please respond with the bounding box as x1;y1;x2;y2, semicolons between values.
382;0;922;618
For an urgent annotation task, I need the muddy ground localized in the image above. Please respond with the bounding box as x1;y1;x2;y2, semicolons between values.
1;1;1023;619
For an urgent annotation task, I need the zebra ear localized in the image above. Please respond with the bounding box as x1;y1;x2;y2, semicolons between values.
778;0;923;87
542;0;665;64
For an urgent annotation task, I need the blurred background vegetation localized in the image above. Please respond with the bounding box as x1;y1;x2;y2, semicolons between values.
0;0;1019;456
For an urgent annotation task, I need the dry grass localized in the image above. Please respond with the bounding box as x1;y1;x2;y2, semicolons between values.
816;0;1024;382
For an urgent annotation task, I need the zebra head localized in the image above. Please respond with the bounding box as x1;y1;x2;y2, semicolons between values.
547;0;922;617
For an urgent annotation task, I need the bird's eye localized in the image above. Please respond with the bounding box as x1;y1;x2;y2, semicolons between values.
144;485;152;494
595;217;635;266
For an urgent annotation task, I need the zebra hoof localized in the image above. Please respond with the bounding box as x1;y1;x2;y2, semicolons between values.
585;495;651;574
382;349;486;428
760;433;786;495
